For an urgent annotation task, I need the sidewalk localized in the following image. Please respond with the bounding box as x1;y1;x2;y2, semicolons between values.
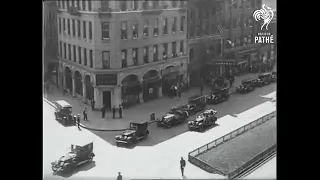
45;73;260;130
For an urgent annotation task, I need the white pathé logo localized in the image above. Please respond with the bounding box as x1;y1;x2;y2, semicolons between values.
253;4;274;31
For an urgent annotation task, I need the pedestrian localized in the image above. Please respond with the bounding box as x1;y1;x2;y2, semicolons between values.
83;108;88;121
112;105;116;119
73;115;77;125
91;98;95;111
117;172;122;180
119;105;123;119
200;84;203;95
101;104;106;118
180;157;186;177
178;90;181;98
76;114;81;130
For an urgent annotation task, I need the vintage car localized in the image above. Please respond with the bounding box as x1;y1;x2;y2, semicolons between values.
187;95;207;113
53;100;75;126
51;142;95;175
236;78;256;93
258;73;272;85
170;104;193;117
188;109;218;131
115;122;149;146
271;72;277;82
157;110;188;128
207;87;230;104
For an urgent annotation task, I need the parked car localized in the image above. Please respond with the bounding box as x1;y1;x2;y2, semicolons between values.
157;110;188;128
51;142;95;175
53;100;75;126
170;104;194;117
188;109;218;131
207;87;230;104
236;78;256;93
187;95;207;113
115;122;149;146
258;73;272;85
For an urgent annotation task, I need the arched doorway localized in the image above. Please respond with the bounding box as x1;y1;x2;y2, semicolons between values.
161;65;180;96
74;71;82;95
65;67;72;93
85;75;94;100
121;74;142;108
142;70;161;102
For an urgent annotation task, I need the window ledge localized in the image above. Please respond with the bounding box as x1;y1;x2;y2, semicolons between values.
102;38;110;43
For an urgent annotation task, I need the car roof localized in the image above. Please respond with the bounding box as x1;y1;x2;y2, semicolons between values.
164;114;175;119
55;100;72;108
242;78;255;82
189;94;204;100
259;72;272;76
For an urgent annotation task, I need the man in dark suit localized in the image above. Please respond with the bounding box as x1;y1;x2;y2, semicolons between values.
119;105;123;119
112;105;116;119
180;157;186;177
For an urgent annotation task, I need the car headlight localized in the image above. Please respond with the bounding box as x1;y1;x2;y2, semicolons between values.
198;123;203;125
188;121;191;124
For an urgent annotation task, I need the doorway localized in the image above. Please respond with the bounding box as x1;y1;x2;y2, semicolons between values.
103;91;111;110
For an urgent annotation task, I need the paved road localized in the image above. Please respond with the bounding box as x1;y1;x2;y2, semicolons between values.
244;156;277;179
91;83;276;146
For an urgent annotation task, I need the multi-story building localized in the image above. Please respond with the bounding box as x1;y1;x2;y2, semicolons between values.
43;1;58;84
57;0;188;109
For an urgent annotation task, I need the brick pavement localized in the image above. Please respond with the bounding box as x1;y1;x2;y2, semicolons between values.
45;73;260;130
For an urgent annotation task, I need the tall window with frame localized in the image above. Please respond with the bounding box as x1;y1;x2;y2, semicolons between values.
132;48;138;65
77;20;81;38
89;50;93;68
132;22;139;39
101;0;110;11
121;50;127;68
120;0;127;11
153;45;158;61
163;18;168;35
172;42;177;57
83;21;87;39
163;43;168;59
102;22;110;40
78;47;82;64
144;46;149;63
61;0;65;9
132;0;138;11
172;0;177;8
180;41;184;55
76;0;80;9
142;0;148;10
72;19;75;36
68;44;71;60
82;0;86;11
59;17;62;34
102;51;110;69
154;18;159;36
121;22;127;40
73;45;77;62
180;16;185;32
84;48;87;66
172;17;177;34
67;19;70;35
89;22;92;40
63;18;66;34
59;41;62;57
88;0;92;11
143;20;149;37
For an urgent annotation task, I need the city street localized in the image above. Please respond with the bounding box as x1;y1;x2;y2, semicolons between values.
46;74;276;146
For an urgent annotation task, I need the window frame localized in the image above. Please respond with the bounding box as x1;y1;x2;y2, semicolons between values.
101;22;110;40
121;21;128;40
102;51;110;69
121;50;127;68
132;48;139;65
132;22;139;39
144;46;149;63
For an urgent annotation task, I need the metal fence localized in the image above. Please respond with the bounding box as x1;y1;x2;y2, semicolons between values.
228;143;277;179
188;110;276;174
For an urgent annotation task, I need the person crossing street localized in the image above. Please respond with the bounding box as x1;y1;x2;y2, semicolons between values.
180;157;186;177
76;114;81;130
119;105;123;119
83;108;88;121
112;105;116;119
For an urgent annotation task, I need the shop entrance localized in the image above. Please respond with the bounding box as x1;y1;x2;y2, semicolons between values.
103;91;111;110
142;70;160;102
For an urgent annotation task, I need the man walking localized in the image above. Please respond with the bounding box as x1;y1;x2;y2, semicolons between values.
83;108;88;121
101;104;106;118
180;157;186;177
119;105;123;119
112;105;116;119
76;114;81;130
117;172;122;180
91;98;95;111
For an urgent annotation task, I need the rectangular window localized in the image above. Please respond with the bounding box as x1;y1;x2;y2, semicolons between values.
189;48;194;61
88;0;92;11
154;18;159;36
172;17;177;34
59;18;62;34
67;19;70;35
63;18;66;34
121;22;127;40
102;23;110;40
163;18;168;35
172;0;177;8
68;44;71;60
89;50;93;68
132;22;139;39
59;41;62;57
133;0;138;10
144;46;149;63
83;21;86;38
153;45;158;61
180;16;185;32
102;51;110;69
76;0;80;9
143;20;149;37
78;47;82;64
180;41;184;55
71;0;74;7
84;48;87;66
172;42;177;57
120;1;127;11
73;45;76;62
89;22;92;40
72;19;75;36
142;0;148;10
82;0;86;11
77;20;81;38
132;48;138;65
163;43;168;59
61;0;65;9
121;50;127;68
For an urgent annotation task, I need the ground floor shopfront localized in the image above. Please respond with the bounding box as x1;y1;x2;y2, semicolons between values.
58;57;188;109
